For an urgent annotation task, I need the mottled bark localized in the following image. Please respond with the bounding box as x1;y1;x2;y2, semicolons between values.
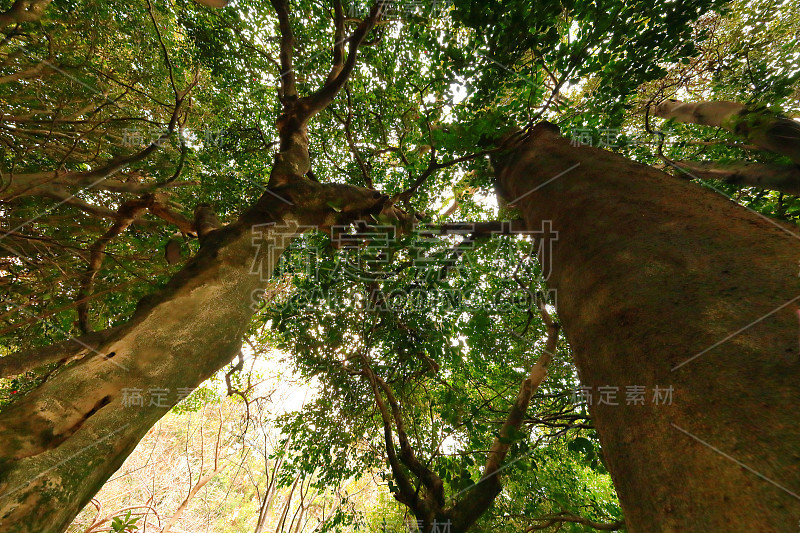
671;159;800;196
654;99;800;165
0;179;386;533
495;122;800;532
0;3;394;529
0;213;281;533
0;0;51;30
0;327;121;379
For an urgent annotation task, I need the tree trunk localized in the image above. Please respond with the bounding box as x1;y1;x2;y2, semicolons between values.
0;179;386;533
0;212;285;532
495;122;800;532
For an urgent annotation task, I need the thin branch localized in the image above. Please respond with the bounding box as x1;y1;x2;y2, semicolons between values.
330;84;372;187
303;1;385;119
270;0;297;101
76;198;152;332
145;0;178;97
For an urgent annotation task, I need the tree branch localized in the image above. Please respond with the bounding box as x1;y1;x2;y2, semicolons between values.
329;84;373;187
76;198;153;332
654;99;800;165
449;300;559;531
326;0;346;85
302;1;385;119
0;0;51;30
667;159;800;196
359;355;421;511
0;326;121;379
270;0;298;102
524;511;625;531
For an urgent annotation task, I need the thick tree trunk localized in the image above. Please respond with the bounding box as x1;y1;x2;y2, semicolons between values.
0;3;390;531
0;206;288;533
0;180;386;533
495;122;800;532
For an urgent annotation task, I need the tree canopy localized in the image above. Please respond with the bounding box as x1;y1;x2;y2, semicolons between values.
1;0;799;531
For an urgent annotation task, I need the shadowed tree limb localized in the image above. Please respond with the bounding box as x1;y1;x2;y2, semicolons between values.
668;159;800;196
524;511;625;531
359;294;560;532
0;326;121;379
303;2;386;119
447;300;559;532
654;99;800;165
359;355;422;513
0;0;51;30
326;0;346;85
270;0;298;102
76;198;154;333
193;203;222;243
267;1;384;187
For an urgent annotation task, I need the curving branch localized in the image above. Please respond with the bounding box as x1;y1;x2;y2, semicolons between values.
303;1;385;119
329;84;373;187
374;368;445;506
654;99;800;165
448;300;559;532
359;356;422;513
667;159;800;197
76;198;153;333
267;0;387;188
326;0;346;84
41;187;121;219
270;0;298;102
148;199;197;236
524;511;625;531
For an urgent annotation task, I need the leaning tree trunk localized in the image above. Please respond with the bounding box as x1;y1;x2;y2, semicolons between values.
495;122;800;532
0;179;387;533
0;218;275;533
0;3;392;529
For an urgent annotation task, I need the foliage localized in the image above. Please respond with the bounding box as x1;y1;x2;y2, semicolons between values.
1;0;797;530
